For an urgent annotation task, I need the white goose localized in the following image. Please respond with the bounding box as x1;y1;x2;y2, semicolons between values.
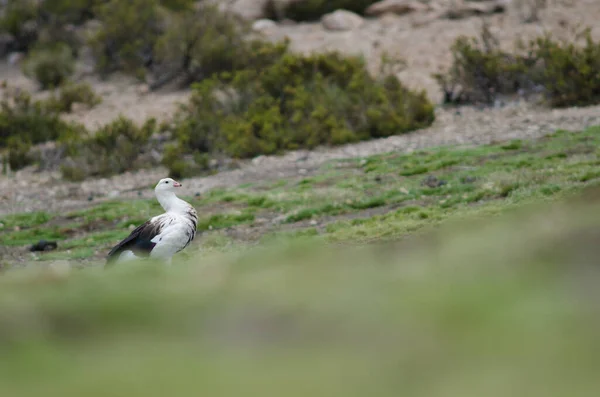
106;178;198;265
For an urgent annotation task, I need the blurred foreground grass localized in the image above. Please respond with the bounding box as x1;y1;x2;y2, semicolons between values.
1;186;600;397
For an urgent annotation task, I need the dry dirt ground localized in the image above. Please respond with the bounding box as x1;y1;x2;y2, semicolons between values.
1;0;600;215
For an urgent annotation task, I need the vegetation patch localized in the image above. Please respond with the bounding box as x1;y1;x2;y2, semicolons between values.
61;116;159;181
166;50;434;176
0;85;85;171
44;82;103;113
436;24;600;107
3;126;599;263
22;43;75;88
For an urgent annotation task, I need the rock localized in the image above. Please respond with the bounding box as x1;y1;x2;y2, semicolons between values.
309;219;318;226
229;0;299;21
30;240;58;252
421;175;447;188
443;0;507;20
321;10;364;31
252;19;278;33
8;52;24;65
137;84;150;95
366;0;428;16
70;102;88;113
272;214;287;225
0;33;15;58
252;155;266;165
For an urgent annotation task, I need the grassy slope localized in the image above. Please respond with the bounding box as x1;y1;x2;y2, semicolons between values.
0;127;600;395
1;126;600;264
1;184;600;397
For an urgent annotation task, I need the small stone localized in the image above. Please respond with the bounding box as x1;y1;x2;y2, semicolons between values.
8;52;24;65
252;19;277;33
30;240;58;252
309;220;318;226
252;155;266;165
272;214;287;225
128;224;136;231
366;0;428;17
13;226;20;232
298;169;307;175
321;10;364;31
70;102;88;113
137;84;150;95
400;187;409;194
108;190;119;198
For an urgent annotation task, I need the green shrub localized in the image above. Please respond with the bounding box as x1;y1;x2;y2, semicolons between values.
434;23;533;105
158;0;196;11
6;137;33;171
436;24;600;107
0;86;81;148
265;0;379;21
168;51;434;175
152;5;287;89
530;30;600;107
88;0;163;77
22;43;75;88
61;116;158;180
44;82;102;113
39;0;105;24
0;0;39;51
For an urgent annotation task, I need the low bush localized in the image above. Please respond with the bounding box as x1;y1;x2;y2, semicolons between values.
22;43;75;88
0;85;86;171
0;0;39;52
436;24;600;107
265;0;379;21
0;86;79;148
165;51;434;175
44;82;102;113
152;5;287;89
531;31;600;107
88;0;163;77
6;137;33;171
61;116;159;180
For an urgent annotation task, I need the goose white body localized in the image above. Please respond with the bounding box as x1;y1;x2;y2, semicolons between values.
106;178;198;265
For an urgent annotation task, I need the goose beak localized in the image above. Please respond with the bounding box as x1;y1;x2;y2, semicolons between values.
173;181;182;188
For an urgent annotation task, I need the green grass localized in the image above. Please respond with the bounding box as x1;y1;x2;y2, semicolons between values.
1;126;600;262
1;188;600;396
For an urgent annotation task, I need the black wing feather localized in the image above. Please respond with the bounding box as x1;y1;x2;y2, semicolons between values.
105;220;164;265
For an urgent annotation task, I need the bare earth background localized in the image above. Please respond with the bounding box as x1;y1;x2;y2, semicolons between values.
1;0;600;215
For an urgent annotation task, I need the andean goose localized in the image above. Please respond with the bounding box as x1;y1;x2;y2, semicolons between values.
106;178;198;265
